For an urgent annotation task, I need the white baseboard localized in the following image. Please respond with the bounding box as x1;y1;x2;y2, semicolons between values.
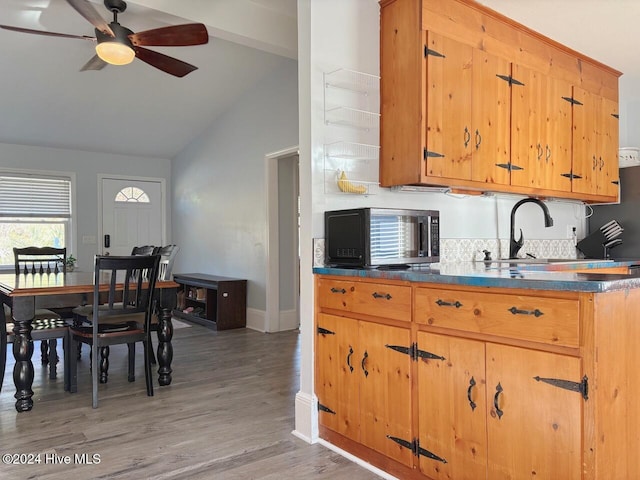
292;390;318;443
279;308;299;331
246;307;265;332
246;307;300;332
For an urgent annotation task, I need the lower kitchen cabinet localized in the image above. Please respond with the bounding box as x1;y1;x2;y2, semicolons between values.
315;274;640;479
417;332;582;479
316;312;413;467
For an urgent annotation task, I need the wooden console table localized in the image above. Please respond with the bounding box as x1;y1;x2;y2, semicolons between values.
173;273;247;330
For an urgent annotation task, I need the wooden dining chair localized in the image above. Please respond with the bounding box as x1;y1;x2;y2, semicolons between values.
1;304;71;393
13;246;67;275
67;254;160;408
12;246;69;371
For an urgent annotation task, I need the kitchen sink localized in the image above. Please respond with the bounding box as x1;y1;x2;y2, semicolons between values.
494;258;613;265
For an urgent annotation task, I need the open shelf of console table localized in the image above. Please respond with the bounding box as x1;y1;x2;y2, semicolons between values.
172;273;247;330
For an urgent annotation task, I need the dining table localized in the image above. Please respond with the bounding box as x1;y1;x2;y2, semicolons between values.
0;271;178;412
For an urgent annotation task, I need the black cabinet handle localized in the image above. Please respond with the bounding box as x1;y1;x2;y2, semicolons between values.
508;306;543;317
330;287;346;294
372;292;392;300
467;376;477;411
463;127;471;148
346;346;354;373
475;129;482;150
537;143;543;161
545;144;551;163
436;299;463;308
361;351;369;378
494;382;504;419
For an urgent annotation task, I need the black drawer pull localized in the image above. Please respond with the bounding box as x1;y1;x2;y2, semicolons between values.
372;292;392;300
330;287;346;294
436;299;463;308
508;306;543;317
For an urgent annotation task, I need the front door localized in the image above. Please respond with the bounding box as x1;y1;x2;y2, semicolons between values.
101;177;164;256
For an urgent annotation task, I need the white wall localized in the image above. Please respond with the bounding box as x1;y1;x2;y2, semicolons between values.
171;58;299;324
0;142;171;270
293;0;590;442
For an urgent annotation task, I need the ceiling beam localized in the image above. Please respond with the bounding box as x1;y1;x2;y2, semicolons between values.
128;0;297;59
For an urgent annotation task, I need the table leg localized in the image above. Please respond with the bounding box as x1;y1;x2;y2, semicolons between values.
11;297;35;412
156;306;173;386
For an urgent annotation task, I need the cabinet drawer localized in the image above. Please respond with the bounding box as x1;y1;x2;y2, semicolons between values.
317;277;411;322
415;288;580;347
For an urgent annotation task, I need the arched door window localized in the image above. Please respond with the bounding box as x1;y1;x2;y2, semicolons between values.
115;186;150;203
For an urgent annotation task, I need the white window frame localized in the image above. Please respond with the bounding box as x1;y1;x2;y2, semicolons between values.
0;168;76;271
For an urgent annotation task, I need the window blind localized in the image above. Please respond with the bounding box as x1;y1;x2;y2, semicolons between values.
0;174;71;218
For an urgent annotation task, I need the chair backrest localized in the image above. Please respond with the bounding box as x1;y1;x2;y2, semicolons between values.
154;245;179;281
14;247;67;275
131;245;156;256
92;255;160;329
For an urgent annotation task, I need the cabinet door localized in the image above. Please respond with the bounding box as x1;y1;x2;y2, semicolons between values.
417;332;487;480
572;87;619;198
470;49;511;185
572;87;599;195
425;31;473;180
359;321;413;467
597;97;620;198
315;313;360;441
486;344;582;480
511;64;573;191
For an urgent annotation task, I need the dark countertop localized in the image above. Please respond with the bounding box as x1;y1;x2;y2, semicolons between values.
313;259;640;293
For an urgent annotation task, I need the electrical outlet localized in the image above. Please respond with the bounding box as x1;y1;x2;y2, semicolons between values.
566;225;577;241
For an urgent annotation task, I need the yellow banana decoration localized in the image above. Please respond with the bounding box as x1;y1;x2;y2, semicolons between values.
337;170;367;194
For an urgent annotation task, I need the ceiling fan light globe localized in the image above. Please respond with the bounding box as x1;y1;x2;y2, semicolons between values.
96;41;135;65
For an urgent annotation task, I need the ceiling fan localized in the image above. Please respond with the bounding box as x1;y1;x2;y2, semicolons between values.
0;0;209;77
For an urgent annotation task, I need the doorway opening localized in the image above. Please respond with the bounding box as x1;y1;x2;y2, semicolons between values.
266;146;300;333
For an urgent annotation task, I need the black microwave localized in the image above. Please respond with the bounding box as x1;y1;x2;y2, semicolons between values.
324;208;440;268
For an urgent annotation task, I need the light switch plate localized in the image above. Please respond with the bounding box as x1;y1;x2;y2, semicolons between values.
82;235;97;245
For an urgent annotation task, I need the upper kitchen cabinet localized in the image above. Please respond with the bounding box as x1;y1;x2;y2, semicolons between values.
379;0;622;203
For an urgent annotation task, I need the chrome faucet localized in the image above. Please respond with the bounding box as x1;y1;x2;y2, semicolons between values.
509;198;554;259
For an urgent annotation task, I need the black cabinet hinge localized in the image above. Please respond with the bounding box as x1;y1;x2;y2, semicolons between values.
612;180;620;185
612;113;620;119
317;327;335;335
386;343;446;362
561;172;582;180
424;148;445;159
562;96;583;106
496;74;524;86
496;163;524;172
387;436;447;463
424;46;445;58
533;375;588;400
318;402;336;414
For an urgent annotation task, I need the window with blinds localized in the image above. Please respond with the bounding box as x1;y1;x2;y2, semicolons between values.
0;173;72;267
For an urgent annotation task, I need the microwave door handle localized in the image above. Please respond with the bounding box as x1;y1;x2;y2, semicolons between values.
418;217;426;254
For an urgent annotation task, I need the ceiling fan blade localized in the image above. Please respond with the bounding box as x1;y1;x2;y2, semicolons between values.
66;0;114;37
128;23;209;47
0;24;95;41
80;54;107;71
134;46;198;78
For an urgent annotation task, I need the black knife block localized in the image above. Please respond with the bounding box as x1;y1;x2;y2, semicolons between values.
576;230;608;259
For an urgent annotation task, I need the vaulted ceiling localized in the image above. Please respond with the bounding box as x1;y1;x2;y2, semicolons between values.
0;0;297;158
1;1;638;159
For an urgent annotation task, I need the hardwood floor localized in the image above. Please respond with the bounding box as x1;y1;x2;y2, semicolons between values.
0;323;380;479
